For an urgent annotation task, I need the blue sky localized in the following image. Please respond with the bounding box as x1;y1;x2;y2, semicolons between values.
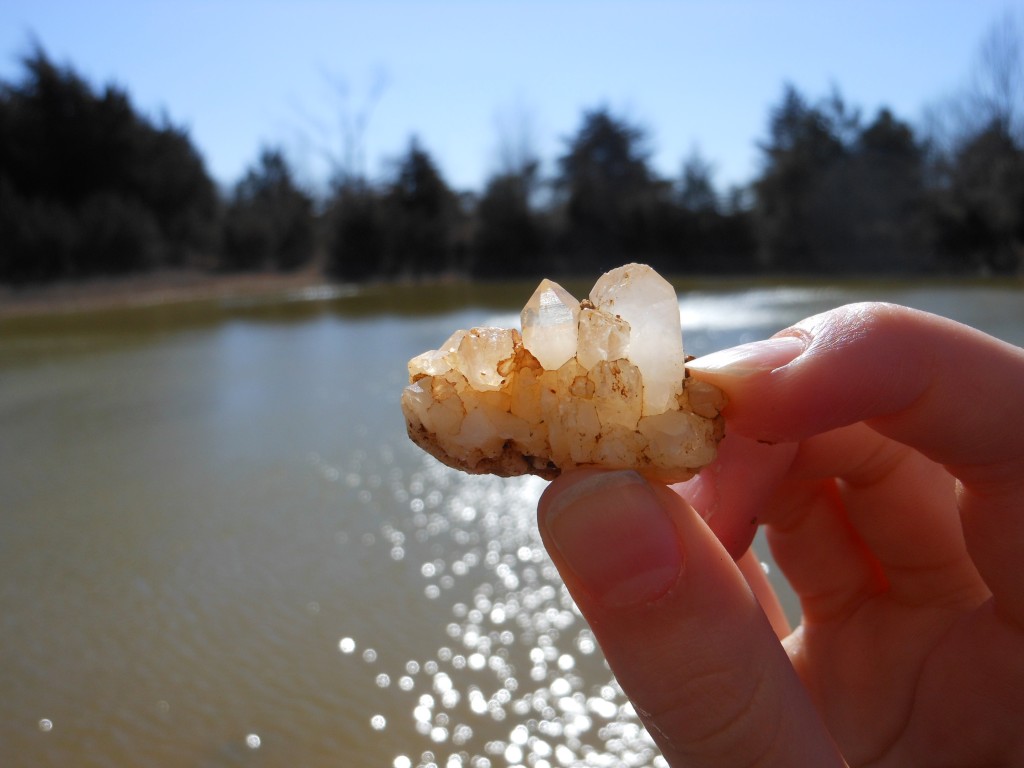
0;1;1018;193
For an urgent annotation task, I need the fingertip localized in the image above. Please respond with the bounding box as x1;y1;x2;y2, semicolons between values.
539;470;683;610
538;468;842;766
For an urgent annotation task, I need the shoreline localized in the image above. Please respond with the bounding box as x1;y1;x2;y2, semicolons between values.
0;270;333;320
3;269;1022;322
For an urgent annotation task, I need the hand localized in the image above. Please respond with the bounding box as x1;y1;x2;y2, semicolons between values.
536;303;1024;766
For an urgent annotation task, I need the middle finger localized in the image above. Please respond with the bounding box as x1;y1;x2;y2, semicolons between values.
769;423;990;610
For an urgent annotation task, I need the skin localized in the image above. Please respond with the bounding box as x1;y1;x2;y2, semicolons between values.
536;302;1024;767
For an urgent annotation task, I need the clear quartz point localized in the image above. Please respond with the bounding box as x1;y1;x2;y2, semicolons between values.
520;279;580;371
590;263;684;416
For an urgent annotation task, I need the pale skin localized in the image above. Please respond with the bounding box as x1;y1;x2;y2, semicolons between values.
537;302;1024;766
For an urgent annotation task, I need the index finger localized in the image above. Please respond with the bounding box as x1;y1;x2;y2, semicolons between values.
687;302;1024;626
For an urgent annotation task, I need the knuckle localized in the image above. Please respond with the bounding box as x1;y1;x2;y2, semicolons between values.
637;661;783;766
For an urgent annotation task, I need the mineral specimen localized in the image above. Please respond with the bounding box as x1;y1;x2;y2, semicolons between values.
401;263;726;483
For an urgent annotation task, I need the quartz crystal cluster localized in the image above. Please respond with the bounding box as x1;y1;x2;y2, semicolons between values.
401;264;726;483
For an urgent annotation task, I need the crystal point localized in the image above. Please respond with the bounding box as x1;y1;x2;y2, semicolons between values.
521;279;580;371
589;263;684;416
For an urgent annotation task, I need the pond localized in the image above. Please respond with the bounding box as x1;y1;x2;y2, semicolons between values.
1;278;1022;767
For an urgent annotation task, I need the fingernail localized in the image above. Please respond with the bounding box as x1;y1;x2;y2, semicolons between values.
686;335;806;376
541;471;682;609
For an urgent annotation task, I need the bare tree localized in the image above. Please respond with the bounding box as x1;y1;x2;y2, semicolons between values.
489;99;545;211
289;67;389;191
970;10;1024;141
492;100;540;176
929;11;1024;149
324;66;389;187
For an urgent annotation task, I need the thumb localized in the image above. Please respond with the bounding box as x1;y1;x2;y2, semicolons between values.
538;469;842;767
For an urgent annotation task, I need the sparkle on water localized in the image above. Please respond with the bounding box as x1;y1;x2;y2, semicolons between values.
342;455;667;768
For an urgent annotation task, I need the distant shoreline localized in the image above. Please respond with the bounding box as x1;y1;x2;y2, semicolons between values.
3;269;1022;322
0;270;334;320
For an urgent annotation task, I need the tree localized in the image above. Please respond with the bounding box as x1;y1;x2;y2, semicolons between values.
555;107;665;271
132;121;218;268
753;85;848;271
381;138;459;278
0;46;217;282
754;86;936;274
222;148;315;271
846;108;931;271
969;12;1024;144
674;149;758;273
325;181;386;282
470;102;549;277
933;121;1024;273
325;137;459;281
319;68;388;189
472;163;547;278
922;14;1024;273
678;149;718;213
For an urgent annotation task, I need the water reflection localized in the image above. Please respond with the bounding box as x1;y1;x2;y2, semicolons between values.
1;280;1022;767
334;450;668;768
328;280;1024;768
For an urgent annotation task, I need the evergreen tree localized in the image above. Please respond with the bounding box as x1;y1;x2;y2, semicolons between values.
678;150;718;213
847;108;931;271
0;46;217;282
472;162;547;278
934;121;1024;273
555;107;665;271
676;149;757;273
753;85;848;271
383;138;458;277
222;148;314;271
326;180;386;282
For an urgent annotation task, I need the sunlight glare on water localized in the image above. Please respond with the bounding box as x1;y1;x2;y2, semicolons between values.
332;281;1024;767
340;459;664;768
2;280;1022;766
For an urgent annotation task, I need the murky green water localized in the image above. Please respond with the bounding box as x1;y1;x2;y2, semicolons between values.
2;279;1022;767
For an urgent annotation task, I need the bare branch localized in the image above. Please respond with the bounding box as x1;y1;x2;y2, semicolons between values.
492;99;541;179
970;10;1024;138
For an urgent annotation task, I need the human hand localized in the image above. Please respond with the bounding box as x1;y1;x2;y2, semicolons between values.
536;302;1024;766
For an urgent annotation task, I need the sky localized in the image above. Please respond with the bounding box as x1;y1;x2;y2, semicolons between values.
0;1;1019;194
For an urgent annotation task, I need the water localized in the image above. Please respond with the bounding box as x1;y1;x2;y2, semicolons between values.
1;279;1022;767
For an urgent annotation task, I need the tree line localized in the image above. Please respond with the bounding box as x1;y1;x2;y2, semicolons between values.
1;26;1022;285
